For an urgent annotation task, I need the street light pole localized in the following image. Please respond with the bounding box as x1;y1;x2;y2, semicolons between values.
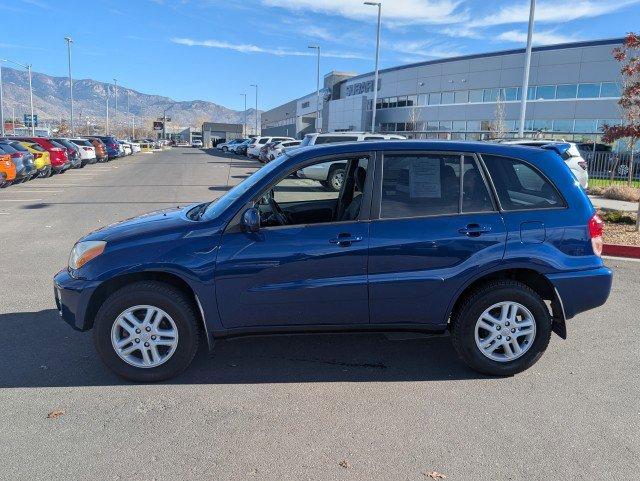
518;0;536;138
65;36;74;136
308;45;321;133
2;59;35;135
250;84;258;135
0;62;4;137
106;84;109;134
113;78;118;136
240;93;247;136
364;1;382;134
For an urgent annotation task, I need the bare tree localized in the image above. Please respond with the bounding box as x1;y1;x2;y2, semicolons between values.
490;91;507;140
407;104;422;139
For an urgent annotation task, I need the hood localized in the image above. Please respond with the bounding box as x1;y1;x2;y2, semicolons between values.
83;205;196;243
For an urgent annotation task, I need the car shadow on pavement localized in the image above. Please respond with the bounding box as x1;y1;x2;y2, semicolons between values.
0;309;483;388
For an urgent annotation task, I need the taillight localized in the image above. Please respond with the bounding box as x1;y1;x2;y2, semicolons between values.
588;213;604;256
11;152;23;158
578;161;587;170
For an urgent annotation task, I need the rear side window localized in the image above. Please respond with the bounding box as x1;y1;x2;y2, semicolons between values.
482;155;564;210
380;153;494;219
258;138;268;144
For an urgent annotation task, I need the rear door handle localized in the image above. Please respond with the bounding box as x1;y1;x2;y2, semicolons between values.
458;224;492;237
329;233;363;247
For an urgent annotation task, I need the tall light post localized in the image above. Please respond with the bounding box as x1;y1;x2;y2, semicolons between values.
105;84;110;134
113;78;118;135
240;93;247;136
3;59;36;135
308;45;321;133
518;0;536;138
250;84;258;135
65;36;74;136
0;61;5;137
364;1;382;133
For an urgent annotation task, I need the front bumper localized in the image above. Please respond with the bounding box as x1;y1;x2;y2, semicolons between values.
547;266;613;320
53;269;101;331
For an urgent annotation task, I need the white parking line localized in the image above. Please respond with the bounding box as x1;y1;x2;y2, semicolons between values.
5;190;60;193
1;198;43;202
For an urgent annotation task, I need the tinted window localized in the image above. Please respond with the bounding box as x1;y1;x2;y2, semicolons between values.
535;85;556;100
441;91;454;104
314;136;359;144
258;138;268;144
556;84;577;99
482;155;563;210
599;82;620;97
577;83;600;98
454;90;468;103
469;89;483;103
380;154;493;218
0;143;17;153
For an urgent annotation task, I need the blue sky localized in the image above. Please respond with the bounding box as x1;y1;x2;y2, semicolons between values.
1;0;638;110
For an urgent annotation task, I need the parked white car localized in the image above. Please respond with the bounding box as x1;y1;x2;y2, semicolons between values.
246;136;294;158
296;132;406;191
501;139;589;189
192;139;203;148
118;141;132;156
217;139;246;152
129;142;141;153
69;139;97;164
266;140;302;161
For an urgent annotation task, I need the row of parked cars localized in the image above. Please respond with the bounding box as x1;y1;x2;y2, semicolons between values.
216;132;590;190
0;135;140;188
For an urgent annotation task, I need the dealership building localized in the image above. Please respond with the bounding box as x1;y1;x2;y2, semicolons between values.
262;38;624;143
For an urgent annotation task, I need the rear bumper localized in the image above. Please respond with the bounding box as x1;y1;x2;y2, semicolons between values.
53;269;101;331
547;266;613;319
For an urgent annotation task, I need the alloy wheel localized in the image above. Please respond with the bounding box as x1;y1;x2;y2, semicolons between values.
110;305;179;368
474;301;536;362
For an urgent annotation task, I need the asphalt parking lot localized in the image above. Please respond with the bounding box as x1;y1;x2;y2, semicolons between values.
1;147;638;480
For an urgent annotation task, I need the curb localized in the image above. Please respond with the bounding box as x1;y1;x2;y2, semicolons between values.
603;243;640;258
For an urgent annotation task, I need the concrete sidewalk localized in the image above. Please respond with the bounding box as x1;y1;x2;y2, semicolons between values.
589;195;638;212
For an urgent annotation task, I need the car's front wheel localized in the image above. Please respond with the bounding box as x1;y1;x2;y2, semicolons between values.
93;281;200;382
451;280;552;376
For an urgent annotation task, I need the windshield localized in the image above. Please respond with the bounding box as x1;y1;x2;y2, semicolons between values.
200;156;286;222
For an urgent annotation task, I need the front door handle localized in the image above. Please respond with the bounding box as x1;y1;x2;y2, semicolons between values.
458;224;492;237
329;233;363;247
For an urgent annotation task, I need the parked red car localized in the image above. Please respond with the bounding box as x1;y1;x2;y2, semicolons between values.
11;137;70;173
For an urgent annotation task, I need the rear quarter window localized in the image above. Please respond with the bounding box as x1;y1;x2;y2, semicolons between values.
482;154;564;210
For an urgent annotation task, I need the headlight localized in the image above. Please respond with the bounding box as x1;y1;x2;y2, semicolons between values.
69;241;106;270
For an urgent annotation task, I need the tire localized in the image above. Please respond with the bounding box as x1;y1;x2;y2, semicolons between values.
93;281;200;382
451;280;552;376
222;146;228;152
327;167;345;192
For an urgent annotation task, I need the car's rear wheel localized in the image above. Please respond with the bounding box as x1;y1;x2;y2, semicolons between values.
93;281;200;382
451;280;551;376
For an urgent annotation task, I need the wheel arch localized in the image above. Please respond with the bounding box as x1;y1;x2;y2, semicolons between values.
447;268;566;339
84;271;208;340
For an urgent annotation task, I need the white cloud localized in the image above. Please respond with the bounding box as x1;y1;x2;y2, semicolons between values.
391;40;464;59
170;37;367;59
261;0;466;25
471;0;640;27
497;29;581;45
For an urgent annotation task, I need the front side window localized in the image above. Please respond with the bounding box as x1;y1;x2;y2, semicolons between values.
482;155;563;210
380;153;493;219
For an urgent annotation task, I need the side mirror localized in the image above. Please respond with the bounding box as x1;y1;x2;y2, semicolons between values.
242;207;260;233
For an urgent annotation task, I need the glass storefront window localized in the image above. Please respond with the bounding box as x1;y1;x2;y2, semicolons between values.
441;91;455;104
504;87;520;101
574;120;597;133
535;85;556;100
407;95;417;106
388;97;398;108
428;92;441;105
600;82;621;97
553;119;573;132
397;96;407;107
533;119;553;131
452;120;466;131
577;83;600;98
556;84;577;99
466;120;481;131
417;94;428;106
483;89;497;102
480;120;492;131
382;98;389;109
396;122;406;131
469;89;483;103
527;86;536;100
426;121;439;131
454;90;468;104
439;121;452;131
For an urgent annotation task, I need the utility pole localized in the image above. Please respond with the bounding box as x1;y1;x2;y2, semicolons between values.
2;59;35;135
240;93;247;137
308;45;321;133
65;36;74;136
250;84;258;135
364;1;382;133
518;0;536;138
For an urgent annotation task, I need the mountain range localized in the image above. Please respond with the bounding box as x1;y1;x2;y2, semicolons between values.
0;66;260;132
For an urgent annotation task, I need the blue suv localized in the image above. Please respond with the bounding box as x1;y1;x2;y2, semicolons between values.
53;141;612;381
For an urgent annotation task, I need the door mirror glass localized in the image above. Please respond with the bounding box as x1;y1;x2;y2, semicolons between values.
242;207;260;232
